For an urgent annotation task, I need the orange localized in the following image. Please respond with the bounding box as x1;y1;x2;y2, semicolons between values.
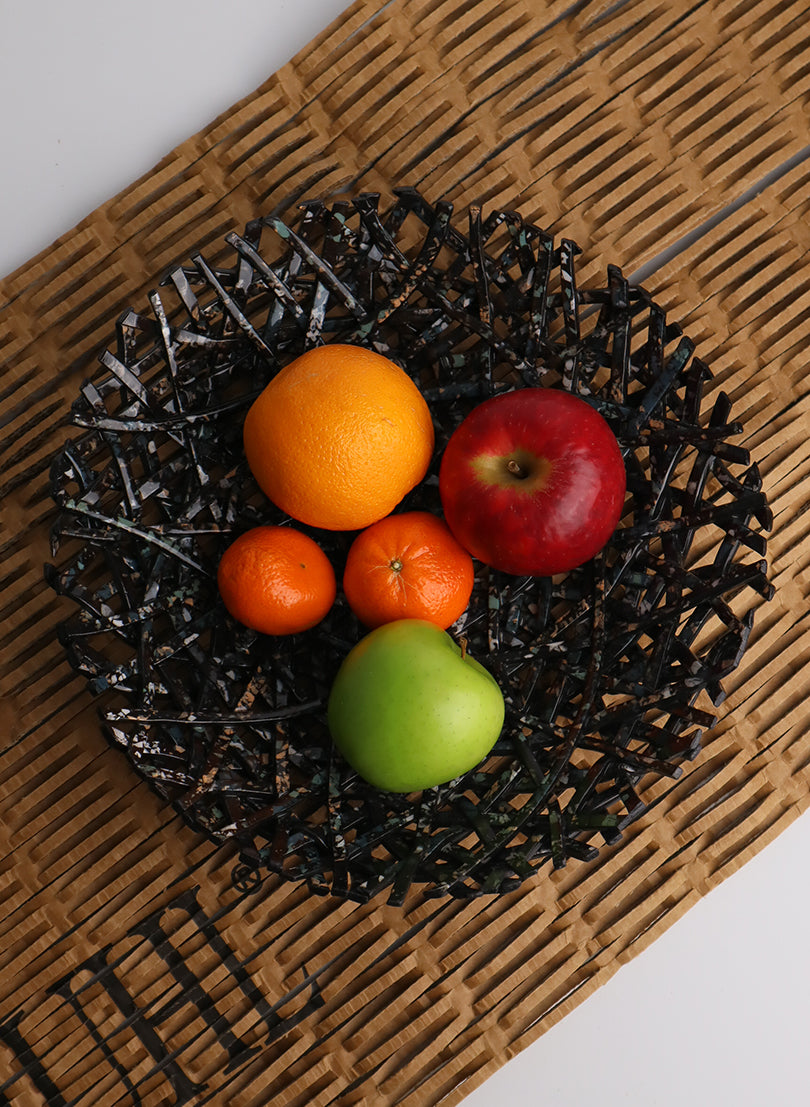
217;526;336;636
243;344;435;531
342;511;475;629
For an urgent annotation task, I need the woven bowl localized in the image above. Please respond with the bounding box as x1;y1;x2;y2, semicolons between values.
48;190;773;903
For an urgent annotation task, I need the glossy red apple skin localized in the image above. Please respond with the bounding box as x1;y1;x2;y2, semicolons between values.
438;388;626;576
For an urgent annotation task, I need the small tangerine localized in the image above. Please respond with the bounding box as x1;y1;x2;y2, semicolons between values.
217;525;336;636
342;511;475;629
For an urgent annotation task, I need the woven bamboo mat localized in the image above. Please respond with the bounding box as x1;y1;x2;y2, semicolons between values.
2;0;810;1102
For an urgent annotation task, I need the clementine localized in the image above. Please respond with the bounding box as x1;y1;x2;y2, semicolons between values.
217;526;336;636
342;511;475;629
243;344;435;531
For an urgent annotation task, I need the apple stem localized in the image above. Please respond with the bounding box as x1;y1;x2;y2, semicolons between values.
507;458;527;479
459;636;468;660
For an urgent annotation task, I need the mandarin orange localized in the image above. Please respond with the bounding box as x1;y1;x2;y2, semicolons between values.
342;511;475;629
217;526;336;636
243;344;434;531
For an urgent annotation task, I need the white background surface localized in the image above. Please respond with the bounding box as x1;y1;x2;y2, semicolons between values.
2;3;807;1105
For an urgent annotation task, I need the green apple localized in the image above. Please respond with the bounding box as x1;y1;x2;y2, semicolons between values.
327;618;505;793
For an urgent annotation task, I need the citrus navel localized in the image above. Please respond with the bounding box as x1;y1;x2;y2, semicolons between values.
342;510;475;629
243;344;435;531
217;525;336;636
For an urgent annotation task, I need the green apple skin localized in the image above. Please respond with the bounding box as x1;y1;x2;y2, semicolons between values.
327;619;505;793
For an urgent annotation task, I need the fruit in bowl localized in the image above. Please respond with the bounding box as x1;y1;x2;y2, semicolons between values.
439;388;626;576
217;525;336;635
342;510;475;629
327;619;505;793
243;343;434;531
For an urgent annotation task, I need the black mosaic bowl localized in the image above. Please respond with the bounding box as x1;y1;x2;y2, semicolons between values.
47;189;773;904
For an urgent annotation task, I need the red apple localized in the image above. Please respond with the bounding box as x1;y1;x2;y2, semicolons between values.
438;388;626;576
